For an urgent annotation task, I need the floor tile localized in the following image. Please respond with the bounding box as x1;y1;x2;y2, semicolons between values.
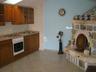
0;50;84;72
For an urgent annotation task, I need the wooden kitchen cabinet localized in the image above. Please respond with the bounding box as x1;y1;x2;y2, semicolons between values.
0;39;13;67
24;33;39;54
0;4;14;25
0;33;39;68
0;3;34;25
26;7;34;24
0;4;5;26
12;6;34;24
4;4;14;22
23;7;34;24
12;6;25;24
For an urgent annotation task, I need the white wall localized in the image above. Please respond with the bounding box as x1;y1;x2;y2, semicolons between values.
44;0;96;50
0;22;29;35
29;0;44;50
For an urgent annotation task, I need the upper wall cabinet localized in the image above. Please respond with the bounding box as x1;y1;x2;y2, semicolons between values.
0;4;14;26
0;4;5;26
24;7;34;24
4;4;14;22
0;3;34;25
12;6;25;25
12;6;34;25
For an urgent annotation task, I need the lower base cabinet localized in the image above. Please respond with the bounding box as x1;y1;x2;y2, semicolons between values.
0;33;39;68
24;33;39;54
0;39;13;67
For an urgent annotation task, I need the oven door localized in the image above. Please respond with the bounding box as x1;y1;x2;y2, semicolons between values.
12;37;24;56
14;42;23;52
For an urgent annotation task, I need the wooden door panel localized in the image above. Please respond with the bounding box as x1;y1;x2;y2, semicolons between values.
4;4;14;22
27;8;34;24
0;39;13;67
24;33;39;54
13;6;25;24
0;4;5;26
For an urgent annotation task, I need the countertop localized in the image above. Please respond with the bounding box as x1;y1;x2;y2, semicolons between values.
0;31;39;41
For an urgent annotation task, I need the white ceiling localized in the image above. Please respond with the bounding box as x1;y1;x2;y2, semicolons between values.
17;0;39;7
0;0;39;7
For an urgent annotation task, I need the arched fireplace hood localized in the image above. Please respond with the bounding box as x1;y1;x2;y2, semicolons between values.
72;6;96;52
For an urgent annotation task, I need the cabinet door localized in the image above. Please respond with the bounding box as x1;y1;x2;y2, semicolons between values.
31;33;39;51
4;4;14;22
24;33;39;54
0;39;13;67
12;6;25;24
23;7;34;24
0;4;5;26
27;8;34;24
22;7;27;24
24;35;33;53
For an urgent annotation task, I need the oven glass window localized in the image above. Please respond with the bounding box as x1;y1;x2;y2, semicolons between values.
14;42;23;52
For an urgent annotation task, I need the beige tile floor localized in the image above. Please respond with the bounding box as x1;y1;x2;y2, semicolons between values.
0;50;84;72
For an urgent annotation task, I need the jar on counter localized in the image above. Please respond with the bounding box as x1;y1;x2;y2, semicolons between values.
84;49;89;56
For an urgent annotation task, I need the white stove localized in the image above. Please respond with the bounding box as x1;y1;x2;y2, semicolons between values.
12;37;24;56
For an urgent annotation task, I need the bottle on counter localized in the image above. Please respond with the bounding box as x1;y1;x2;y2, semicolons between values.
89;47;91;55
84;49;90;56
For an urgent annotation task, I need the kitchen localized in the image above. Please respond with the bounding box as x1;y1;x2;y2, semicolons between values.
0;0;96;72
0;0;43;68
0;0;44;49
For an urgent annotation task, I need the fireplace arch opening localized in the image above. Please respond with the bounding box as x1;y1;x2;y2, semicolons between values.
75;34;89;52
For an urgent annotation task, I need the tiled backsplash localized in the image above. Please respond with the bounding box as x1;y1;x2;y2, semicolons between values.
0;22;29;35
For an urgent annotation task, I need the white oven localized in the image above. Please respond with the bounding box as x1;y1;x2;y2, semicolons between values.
12;37;24;56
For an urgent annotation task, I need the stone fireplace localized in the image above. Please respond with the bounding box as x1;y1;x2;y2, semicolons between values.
71;6;96;52
64;6;96;71
65;20;96;71
72;20;96;52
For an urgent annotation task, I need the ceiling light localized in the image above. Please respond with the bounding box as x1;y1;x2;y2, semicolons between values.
4;0;22;4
